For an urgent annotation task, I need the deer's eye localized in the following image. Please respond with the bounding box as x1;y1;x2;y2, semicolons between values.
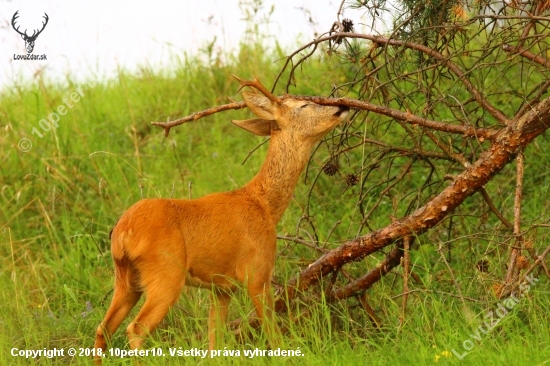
299;104;309;109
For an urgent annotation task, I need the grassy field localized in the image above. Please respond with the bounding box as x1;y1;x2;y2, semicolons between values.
1;42;549;365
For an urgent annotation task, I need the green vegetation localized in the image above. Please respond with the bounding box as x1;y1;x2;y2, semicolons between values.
1;36;549;365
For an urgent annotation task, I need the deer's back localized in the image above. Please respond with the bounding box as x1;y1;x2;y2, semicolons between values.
110;189;277;289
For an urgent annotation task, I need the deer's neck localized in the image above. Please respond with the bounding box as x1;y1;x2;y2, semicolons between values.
245;132;312;224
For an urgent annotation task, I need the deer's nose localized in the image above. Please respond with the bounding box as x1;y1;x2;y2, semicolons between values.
334;106;349;117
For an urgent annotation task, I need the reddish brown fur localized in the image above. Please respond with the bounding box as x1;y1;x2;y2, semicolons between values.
93;83;349;361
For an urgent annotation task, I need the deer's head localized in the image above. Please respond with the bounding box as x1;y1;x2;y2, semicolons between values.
12;11;49;54
232;76;349;145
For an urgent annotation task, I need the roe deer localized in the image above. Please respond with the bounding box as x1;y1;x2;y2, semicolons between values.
93;76;349;359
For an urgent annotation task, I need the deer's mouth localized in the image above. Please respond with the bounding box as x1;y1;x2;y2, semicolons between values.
334;106;350;117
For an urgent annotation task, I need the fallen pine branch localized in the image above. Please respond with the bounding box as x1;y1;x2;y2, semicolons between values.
273;95;550;313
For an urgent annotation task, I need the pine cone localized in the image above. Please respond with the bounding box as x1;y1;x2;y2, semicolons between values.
323;162;339;176
476;259;489;273
342;18;354;33
346;174;359;186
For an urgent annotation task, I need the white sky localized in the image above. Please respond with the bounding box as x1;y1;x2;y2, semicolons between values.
0;0;376;90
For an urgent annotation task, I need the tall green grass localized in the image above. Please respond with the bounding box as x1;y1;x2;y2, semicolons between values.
1;43;548;365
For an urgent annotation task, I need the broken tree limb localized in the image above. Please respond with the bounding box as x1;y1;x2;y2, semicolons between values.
328;241;405;302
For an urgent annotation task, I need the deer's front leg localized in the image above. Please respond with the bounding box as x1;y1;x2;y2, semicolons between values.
247;281;281;349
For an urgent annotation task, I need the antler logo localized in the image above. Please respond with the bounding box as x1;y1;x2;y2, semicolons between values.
11;11;49;54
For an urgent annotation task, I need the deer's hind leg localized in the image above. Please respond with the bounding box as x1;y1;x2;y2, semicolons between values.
95;257;142;352
208;290;232;351
126;253;186;349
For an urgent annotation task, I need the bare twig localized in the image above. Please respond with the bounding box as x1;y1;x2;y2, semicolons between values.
437;241;467;309
359;293;382;329
479;188;514;230
151;101;246;136
471;14;550;22
241;138;270;165
361;159;414;225
499;244;550;299
324;220;341;246
340;136;458;162
503;44;550;70
391;289;483;303
504;151;525;292
289;95;498;140
277;235;328;253
514;79;550;119
422;129;470;167
525;240;550;279
399;236;412;326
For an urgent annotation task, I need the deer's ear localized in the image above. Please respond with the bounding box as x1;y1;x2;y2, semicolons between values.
242;91;277;120
232;118;274;136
